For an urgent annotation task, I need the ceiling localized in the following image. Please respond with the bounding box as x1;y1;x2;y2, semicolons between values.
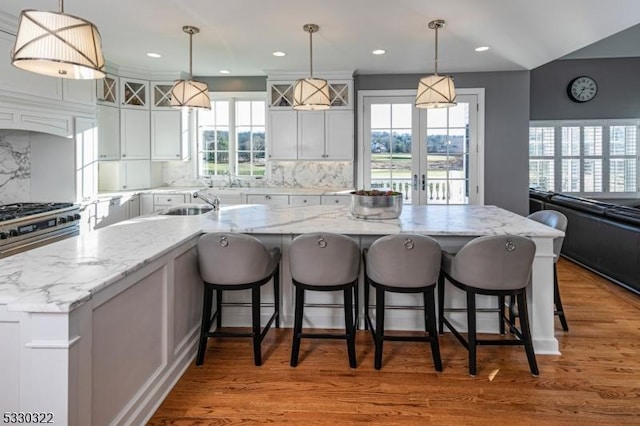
2;0;640;77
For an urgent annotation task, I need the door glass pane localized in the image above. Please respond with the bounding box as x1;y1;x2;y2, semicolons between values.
369;103;413;202
424;106;469;205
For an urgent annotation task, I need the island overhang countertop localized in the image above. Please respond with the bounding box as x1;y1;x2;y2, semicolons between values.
0;203;563;313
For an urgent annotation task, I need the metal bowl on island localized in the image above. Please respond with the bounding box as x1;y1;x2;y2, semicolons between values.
349;190;403;219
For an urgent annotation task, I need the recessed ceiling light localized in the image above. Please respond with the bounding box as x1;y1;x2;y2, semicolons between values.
475;46;490;52
147;52;161;58
219;70;230;74
372;49;386;55
272;51;286;57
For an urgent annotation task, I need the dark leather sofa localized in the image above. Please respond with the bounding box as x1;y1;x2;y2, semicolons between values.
530;189;640;295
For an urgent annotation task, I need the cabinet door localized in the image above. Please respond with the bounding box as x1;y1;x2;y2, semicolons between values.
268;110;297;160
120;78;148;108
127;195;141;218
123;160;150;190
97;105;120;160
298;111;326;160
321;195;350;205
120;108;150;159
95;198;128;229
97;74;119;105
151;110;182;160
325;110;354;160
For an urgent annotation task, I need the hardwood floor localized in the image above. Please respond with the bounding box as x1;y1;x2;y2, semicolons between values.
148;258;640;425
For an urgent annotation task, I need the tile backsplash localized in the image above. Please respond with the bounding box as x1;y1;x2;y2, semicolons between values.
162;160;354;189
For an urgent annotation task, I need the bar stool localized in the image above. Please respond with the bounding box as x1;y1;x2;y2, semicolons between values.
196;233;281;367
289;233;360;368
438;235;539;376
363;234;443;371
527;210;569;331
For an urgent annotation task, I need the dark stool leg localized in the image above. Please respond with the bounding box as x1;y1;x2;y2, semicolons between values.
196;285;214;366
424;287;443;372
373;287;386;370
251;285;262;366
438;275;445;334
498;295;506;335
467;290;477;377
364;273;370;331
508;295;517;330
353;280;359;331
216;289;223;329
344;285;357;368
290;285;304;367
517;291;539;376
553;265;569;331
274;266;281;328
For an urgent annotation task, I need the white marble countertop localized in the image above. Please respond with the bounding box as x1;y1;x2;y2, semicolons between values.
95;186;353;200
0;204;562;313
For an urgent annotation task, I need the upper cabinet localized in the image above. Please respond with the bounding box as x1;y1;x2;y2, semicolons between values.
266;76;354;161
267;79;353;110
120;77;149;109
151;82;175;109
97;74;119;106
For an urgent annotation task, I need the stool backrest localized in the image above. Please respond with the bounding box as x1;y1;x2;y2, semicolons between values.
290;233;360;286
197;233;273;285
527;210;568;262
366;234;442;287
450;235;535;291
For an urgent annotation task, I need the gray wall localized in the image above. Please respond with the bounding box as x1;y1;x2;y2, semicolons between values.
531;57;640;120
356;71;531;215
196;76;266;92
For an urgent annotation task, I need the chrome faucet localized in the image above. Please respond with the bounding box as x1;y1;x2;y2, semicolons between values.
193;193;220;211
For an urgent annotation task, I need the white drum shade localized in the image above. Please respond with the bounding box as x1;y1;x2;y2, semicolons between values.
415;74;457;109
170;79;211;109
11;10;105;79
293;77;330;111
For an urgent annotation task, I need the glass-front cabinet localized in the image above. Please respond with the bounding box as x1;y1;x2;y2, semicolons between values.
120;78;149;108
267;80;352;109
151;82;174;109
97;74;119;106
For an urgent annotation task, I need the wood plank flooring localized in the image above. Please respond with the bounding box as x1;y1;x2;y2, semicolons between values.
148;258;640;425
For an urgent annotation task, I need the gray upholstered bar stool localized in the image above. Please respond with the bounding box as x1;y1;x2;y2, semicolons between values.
363;234;443;371
527;210;569;331
289;233;360;368
438;235;539;377
196;233;281;367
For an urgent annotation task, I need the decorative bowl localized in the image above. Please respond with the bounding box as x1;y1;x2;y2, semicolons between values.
349;190;403;220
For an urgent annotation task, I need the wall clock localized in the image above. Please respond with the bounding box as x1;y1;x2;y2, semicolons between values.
567;76;598;103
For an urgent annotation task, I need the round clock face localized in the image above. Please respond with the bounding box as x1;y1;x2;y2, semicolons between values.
567;76;598;103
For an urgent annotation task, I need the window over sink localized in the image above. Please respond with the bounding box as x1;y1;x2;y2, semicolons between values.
197;93;266;178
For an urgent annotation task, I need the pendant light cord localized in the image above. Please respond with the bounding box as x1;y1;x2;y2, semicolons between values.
189;29;193;79
59;0;64;13
308;27;314;78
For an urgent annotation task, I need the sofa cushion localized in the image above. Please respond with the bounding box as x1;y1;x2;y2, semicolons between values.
549;194;610;215
604;206;640;227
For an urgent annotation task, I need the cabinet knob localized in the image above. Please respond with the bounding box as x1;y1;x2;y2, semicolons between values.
265;195;271;200
122;154;127;158
335;199;340;203
175;154;180;157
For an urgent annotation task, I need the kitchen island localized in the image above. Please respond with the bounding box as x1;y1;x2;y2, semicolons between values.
0;203;562;425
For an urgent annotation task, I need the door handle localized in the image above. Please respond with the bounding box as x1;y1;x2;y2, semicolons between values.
413;174;418;190
421;174;425;191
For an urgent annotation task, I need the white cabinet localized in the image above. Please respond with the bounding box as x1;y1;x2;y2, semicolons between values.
266;78;354;161
120;77;149;108
98;160;151;191
97;74;119;106
97;105;120;160
298;110;353;160
94;197;129;230
153;193;188;210
289;195;321;205
268;110;297;160
127;194;141;218
151;110;188;160
120;108;150;159
246;194;289;205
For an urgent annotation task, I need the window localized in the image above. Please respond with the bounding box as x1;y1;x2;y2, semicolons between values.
197;95;266;177
529;120;639;195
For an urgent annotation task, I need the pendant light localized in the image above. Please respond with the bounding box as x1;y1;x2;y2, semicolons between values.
11;0;105;79
293;24;330;111
170;25;211;110
415;19;456;109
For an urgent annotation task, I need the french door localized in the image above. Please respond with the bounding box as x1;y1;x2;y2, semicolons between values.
359;89;483;205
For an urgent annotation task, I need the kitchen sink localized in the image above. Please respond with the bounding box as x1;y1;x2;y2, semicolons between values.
161;206;214;216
